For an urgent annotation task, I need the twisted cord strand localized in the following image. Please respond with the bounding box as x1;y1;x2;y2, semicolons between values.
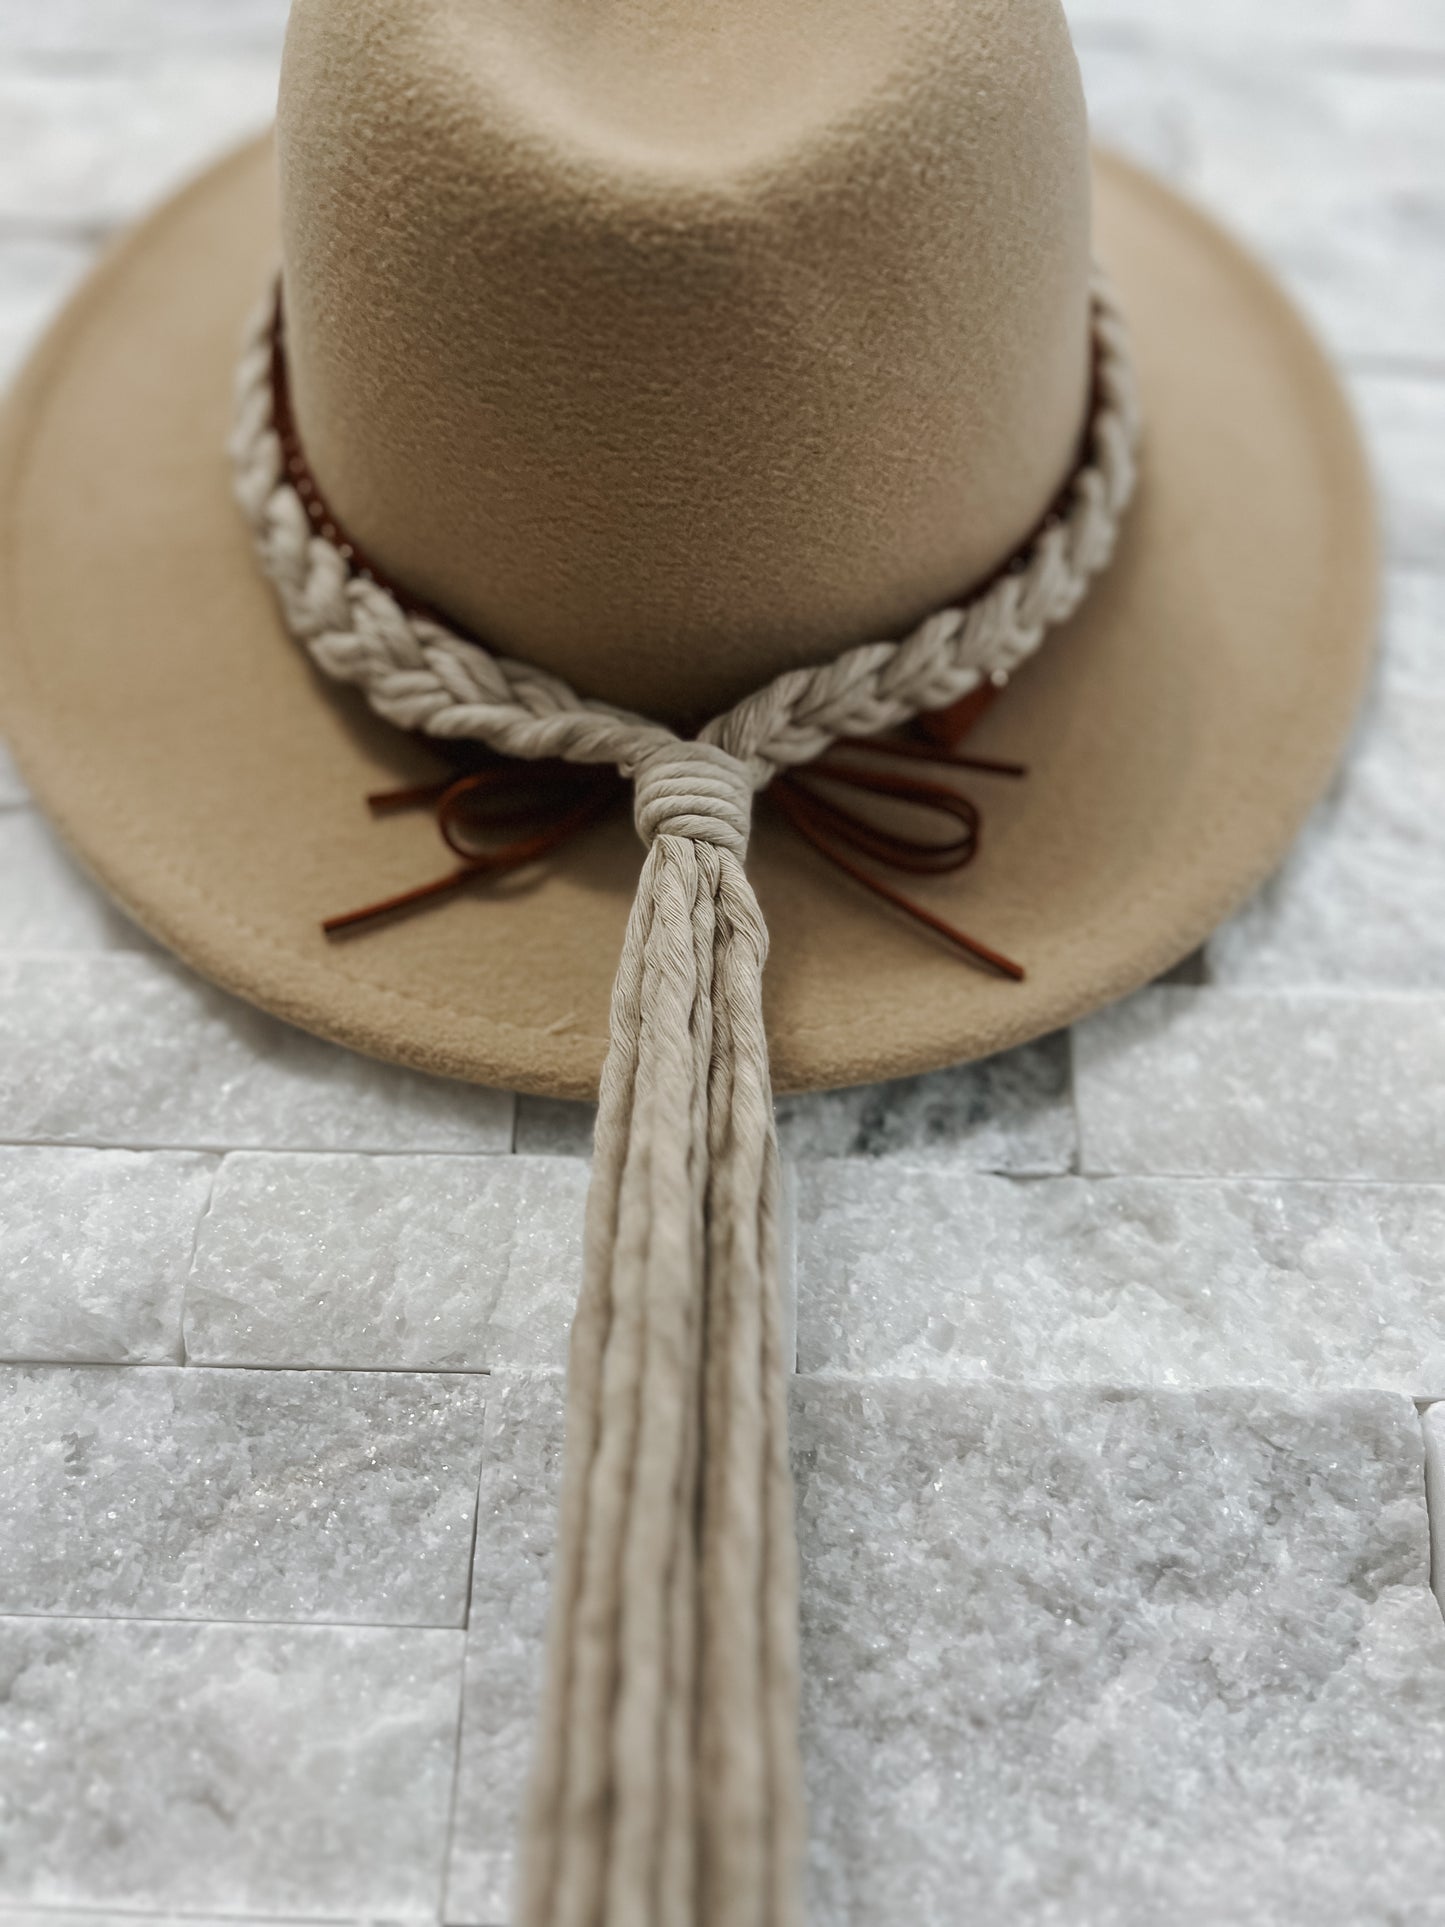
230;276;1139;1927
230;269;1138;796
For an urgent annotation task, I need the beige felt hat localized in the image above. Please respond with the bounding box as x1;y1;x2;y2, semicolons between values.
0;3;1378;1921
0;0;1375;1104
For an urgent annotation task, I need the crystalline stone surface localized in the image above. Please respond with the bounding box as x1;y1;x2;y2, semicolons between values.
1081;51;1445;366
0;1617;463;1916
185;1151;585;1369
1209;690;1445;989
777;1158;799;1370
0;1147;212;1363
0;64;278;229
447;1372;566;1926
1073;986;1445;1182
0;1;290;57
797;1165;1445;1394
0;1364;486;1623
774;1033;1074;1173
0;812;148;952
0;237;93;384
793;1378;1445;1927
0;955;515;1151
1355;370;1445;568
0;1916;285;1927
1073;43;1193;186
1381;568;1445;693
1067;0;1445;48
1196;68;1445;366
447;1374;1445;1925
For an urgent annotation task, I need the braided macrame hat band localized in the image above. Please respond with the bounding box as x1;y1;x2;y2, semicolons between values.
232;280;1138;832
230;272;1139;1924
0;0;1378;1919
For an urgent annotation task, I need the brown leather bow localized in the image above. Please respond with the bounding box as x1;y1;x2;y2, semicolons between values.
324;679;1028;980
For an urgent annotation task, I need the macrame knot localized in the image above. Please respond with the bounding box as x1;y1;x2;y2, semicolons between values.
629;738;757;858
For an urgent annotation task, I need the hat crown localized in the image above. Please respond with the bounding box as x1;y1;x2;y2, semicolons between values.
277;0;1092;720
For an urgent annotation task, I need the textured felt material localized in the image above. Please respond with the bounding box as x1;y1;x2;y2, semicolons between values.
0;137;1374;1099
276;0;1093;722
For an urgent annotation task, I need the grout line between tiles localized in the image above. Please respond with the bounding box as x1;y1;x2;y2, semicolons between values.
1069;1166;1445;1188
0;43;285;72
788;1366;1445;1403
1346;352;1445;384
13;1130;1445;1189
0;1358;496;1378
1065;1026;1087;1175
0;1907;369;1926
0;1607;467;1633
0;1137;519;1158
438;1387;491;1919
0;213;117;246
176;1154;222;1367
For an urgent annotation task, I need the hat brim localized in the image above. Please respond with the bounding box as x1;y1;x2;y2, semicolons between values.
0;138;1375;1099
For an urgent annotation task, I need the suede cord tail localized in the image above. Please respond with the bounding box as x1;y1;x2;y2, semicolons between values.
229;272;1140;1927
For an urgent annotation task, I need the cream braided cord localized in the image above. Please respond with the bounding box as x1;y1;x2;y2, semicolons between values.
230;275;1140;1927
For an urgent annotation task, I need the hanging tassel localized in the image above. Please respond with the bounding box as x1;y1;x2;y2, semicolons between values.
519;742;802;1927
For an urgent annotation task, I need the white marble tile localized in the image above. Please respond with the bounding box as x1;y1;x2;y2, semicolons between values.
1073;987;1445;1181
1082;46;1445;367
793;1377;1445;1926
0;1916;305;1927
1191;70;1445;369
446;1372;565;1927
1208;689;1445;990
444;1372;1445;1924
773;1033;1075;1174
0;811;150;951
0;63;278;233
0;0;289;57
0;1364;485;1623
1354;372;1445;571
0;1146;212;1364
1385;568;1445;694
0;1617;463;1916
1065;0;1445;52
0;235;95;386
1076;39;1196;187
797;1165;1445;1396
27;0;1439;60
185;1152;583;1370
0;955;515;1151
778;1156;800;1373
